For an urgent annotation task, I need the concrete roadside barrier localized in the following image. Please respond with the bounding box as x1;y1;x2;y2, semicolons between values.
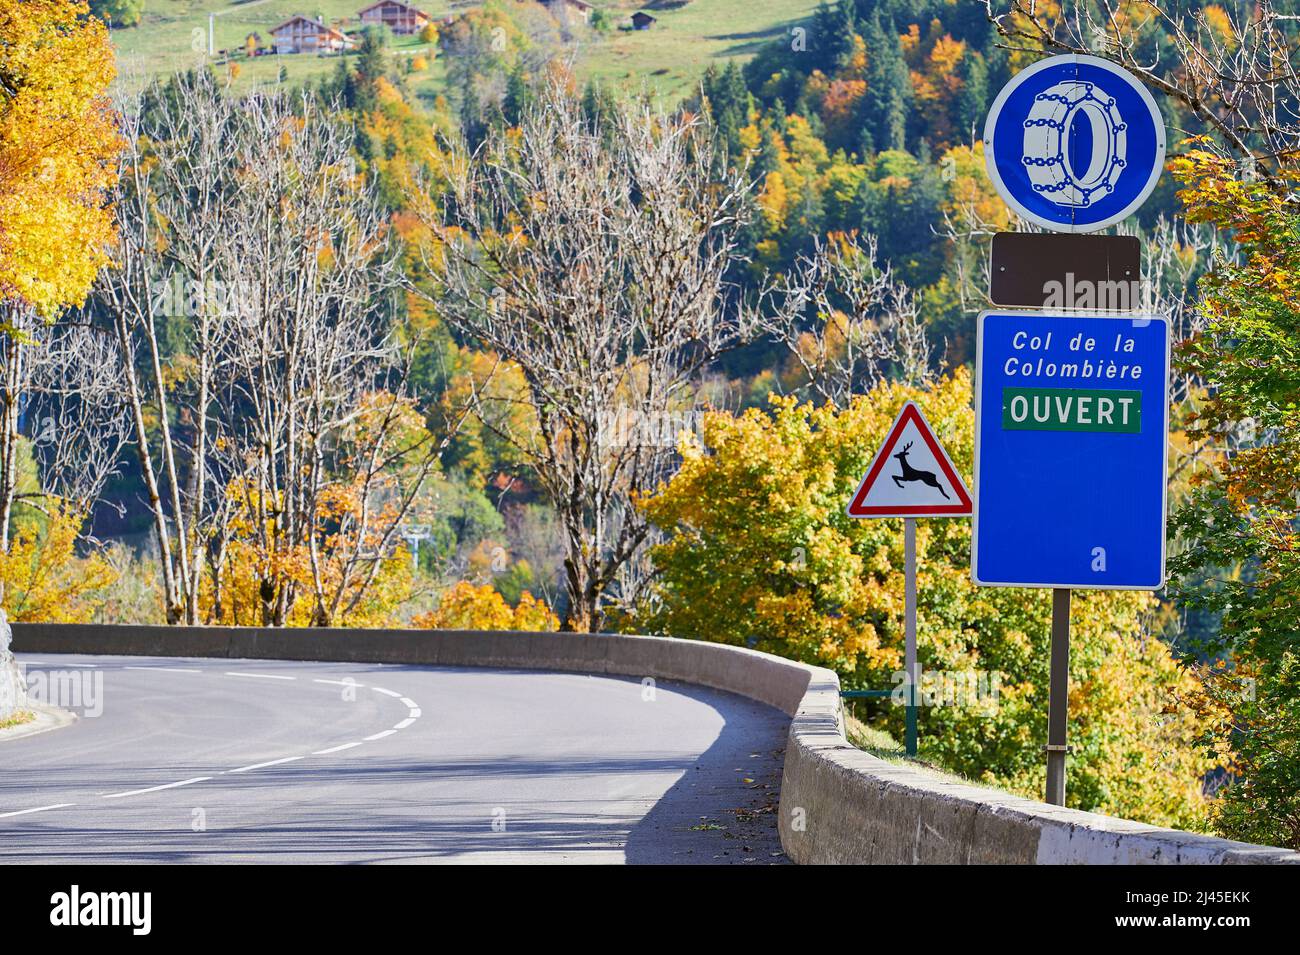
12;622;1298;864
0;611;28;723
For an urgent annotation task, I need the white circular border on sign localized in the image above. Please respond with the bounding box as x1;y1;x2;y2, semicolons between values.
983;54;1166;234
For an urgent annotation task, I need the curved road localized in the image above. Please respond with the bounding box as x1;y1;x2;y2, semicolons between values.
0;654;788;864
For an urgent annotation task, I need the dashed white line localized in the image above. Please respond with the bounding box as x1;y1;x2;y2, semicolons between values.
13;667;422;814
104;777;212;799
313;742;364;755
0;803;75;819
229;756;304;774
224;671;295;681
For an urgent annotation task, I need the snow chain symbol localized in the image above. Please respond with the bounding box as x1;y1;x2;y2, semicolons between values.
1022;81;1127;207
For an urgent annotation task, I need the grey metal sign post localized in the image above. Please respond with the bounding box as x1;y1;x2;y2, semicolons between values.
847;402;972;757
904;518;918;754
1045;589;1071;805
982;53;1169;807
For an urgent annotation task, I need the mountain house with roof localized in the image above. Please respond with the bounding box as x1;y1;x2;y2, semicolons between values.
357;1;433;35
270;16;354;54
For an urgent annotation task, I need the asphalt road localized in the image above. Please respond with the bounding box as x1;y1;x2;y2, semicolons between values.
0;654;788;864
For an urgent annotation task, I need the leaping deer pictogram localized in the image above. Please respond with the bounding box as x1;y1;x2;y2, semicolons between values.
892;442;949;499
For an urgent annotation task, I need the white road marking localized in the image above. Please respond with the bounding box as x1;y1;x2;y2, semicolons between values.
13;663;423;812
313;742;363;755
0;803;75;819
104;777;212;799
224;671;295;681
229;756;304;774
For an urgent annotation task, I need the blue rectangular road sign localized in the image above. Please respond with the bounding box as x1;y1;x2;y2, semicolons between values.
973;310;1169;589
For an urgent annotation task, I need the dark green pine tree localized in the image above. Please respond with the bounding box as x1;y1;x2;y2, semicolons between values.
857;149;946;287
857;12;911;154
955;50;988;142
459;83;486;151
502;64;533;127
701;62;751;159
770;98;789;137
831;0;861;70
811;2;856;75
350;27;389;113
984;42;1011;98
754;116;785;181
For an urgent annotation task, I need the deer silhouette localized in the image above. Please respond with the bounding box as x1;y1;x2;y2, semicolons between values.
892;442;949;499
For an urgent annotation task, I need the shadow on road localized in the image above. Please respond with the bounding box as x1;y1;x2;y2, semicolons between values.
0;664;789;864
621;680;788;864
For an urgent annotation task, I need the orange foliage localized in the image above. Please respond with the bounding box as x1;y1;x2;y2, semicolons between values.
412;580;558;631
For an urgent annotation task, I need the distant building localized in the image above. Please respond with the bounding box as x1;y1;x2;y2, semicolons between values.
357;0;432;35
270;16;354;54
631;11;657;30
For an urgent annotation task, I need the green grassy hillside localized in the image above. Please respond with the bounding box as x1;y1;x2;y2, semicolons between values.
576;0;821;99
110;0;450;92
107;0;820;99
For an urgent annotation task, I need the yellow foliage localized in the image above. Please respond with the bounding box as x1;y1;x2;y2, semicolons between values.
0;509;115;623
210;521;415;629
639;371;1211;829
0;0;121;316
413;580;558;631
1202;5;1237;51
203;392;430;628
1004;0;1063;70
757;170;788;233
907;24;966;147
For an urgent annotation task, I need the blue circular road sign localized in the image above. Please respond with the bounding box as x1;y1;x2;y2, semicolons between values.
984;55;1165;233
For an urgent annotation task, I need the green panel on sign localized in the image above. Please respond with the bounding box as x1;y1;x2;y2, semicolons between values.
1002;387;1141;433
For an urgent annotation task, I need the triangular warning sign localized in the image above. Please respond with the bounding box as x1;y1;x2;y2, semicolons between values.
847;401;972;518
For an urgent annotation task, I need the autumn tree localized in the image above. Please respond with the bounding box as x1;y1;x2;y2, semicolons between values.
413;580;557;631
0;1;119;318
418;81;765;631
639;371;1211;829
994;0;1300;850
92;74;461;627
764;231;931;405
0;1;121;555
1167;150;1300;849
88;1;144;29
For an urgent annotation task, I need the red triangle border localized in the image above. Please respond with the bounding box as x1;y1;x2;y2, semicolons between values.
846;402;973;517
